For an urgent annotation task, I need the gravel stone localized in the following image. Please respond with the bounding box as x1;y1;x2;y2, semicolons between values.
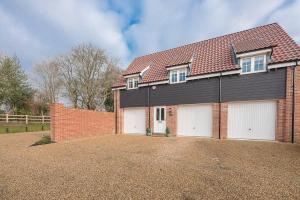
0;132;299;199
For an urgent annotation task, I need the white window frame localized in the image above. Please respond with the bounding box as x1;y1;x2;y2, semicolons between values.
127;77;139;90
169;68;187;84
240;54;267;74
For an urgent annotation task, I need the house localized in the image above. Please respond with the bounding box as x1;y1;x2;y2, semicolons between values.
112;23;300;143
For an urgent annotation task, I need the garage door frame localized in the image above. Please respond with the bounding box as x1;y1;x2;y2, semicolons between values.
227;100;276;141
124;107;146;134
177;103;213;137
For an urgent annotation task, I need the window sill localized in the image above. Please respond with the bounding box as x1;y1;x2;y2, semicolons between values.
127;87;139;90
169;80;187;84
241;70;267;75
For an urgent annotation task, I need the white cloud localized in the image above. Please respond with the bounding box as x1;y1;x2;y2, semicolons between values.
0;6;44;65
126;0;286;58
0;0;130;67
268;0;300;43
25;0;129;60
0;0;298;71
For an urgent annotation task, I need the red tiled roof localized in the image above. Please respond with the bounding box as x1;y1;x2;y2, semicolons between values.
232;38;275;54
113;23;300;87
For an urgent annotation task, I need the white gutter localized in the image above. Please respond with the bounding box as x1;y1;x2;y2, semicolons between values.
268;61;297;69
112;86;126;91
139;80;169;87
186;69;241;81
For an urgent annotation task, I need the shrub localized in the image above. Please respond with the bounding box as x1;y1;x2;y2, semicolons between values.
146;128;152;136
165;127;170;137
31;135;54;146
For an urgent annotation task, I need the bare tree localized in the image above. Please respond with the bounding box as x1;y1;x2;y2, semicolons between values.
33;60;62;104
102;58;123;111
58;43;120;111
57;55;80;108
72;44;107;110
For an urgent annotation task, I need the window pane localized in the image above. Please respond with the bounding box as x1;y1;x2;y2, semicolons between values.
134;79;138;88
161;108;165;121
128;80;133;88
156;108;160;121
254;56;264;71
242;58;251;73
179;71;186;81
171;72;177;83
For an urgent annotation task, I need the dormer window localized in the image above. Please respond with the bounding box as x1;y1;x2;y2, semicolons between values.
170;68;187;84
127;77;139;89
241;55;266;74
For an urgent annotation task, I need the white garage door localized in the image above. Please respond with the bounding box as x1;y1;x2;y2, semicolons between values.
178;104;212;137
124;108;146;134
228;101;276;140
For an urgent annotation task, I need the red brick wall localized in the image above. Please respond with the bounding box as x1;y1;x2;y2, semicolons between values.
50;104;114;141
220;103;228;139
166;105;177;136
145;106;154;132
276;67;298;143
114;90;124;134
294;66;300;143
212;103;220;139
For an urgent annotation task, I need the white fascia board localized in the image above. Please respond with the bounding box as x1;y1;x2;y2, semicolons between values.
221;69;241;75
187;72;221;80
140;66;150;76
139;80;169;87
268;62;297;69
236;48;272;58
297;60;300;65
186;69;241;81
123;73;140;79
112;86;126;91
166;64;189;70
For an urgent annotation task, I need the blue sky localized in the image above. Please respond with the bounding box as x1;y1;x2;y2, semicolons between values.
0;0;299;72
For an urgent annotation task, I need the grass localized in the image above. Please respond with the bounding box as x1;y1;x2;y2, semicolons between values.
0;123;50;133
30;135;54;146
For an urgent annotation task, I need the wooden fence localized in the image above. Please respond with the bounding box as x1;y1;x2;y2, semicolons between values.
0;114;51;124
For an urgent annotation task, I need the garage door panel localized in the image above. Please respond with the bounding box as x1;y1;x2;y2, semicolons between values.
228;101;276;140
124;108;145;134
178;104;212;137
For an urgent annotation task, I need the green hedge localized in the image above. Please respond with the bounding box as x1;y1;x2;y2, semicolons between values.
0;123;50;133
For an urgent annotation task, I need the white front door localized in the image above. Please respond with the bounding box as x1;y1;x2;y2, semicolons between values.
228;101;276;140
124;108;146;134
154;107;166;133
177;104;212;137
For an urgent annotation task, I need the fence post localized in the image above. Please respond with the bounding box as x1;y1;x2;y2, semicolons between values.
6;113;8;123
25;115;28;125
42;115;44;124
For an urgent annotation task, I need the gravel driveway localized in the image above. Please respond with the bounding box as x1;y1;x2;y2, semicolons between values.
0;132;299;200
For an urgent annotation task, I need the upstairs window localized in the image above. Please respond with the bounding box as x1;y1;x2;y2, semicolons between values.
254;55;264;71
170;68;187;84
241;55;266;74
127;77;139;89
242;58;251;73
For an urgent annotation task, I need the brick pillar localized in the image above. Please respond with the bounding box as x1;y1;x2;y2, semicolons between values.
212;103;220;139
294;66;300;143
284;67;293;142
145;107;154;132
50;103;64;141
276;99;285;142
220;103;228;139
114;90;123;134
166;105;177;136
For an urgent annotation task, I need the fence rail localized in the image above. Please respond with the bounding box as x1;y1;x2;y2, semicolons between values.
0;114;50;124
